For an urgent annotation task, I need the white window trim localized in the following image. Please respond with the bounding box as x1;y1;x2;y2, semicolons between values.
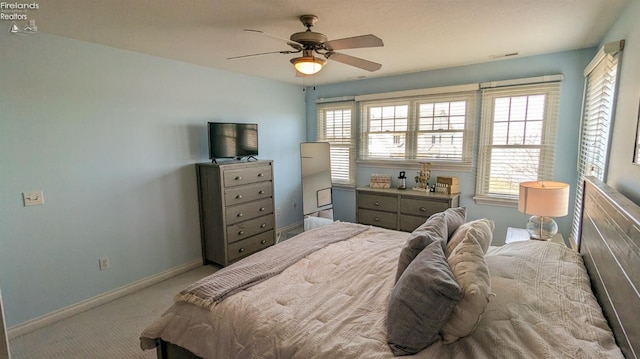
474;76;563;206
354;83;479;101
316;101;356;186
479;74;564;89
358;91;477;167
356;159;472;172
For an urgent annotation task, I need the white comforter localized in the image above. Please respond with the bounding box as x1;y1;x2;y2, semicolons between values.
140;223;623;359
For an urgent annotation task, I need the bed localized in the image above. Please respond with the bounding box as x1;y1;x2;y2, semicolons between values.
140;176;639;358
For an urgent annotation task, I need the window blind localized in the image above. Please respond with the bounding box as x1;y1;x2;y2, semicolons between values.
476;81;561;202
316;101;356;185
570;40;624;244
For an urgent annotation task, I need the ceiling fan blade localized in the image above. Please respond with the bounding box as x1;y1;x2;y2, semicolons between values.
323;34;383;51
243;29;302;50
227;50;297;60
326;52;382;72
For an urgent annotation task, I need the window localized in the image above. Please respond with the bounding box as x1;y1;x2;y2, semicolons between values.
359;92;476;167
475;80;561;204
316;101;356;185
571;40;624;244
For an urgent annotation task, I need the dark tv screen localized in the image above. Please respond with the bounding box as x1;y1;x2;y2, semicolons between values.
208;122;258;159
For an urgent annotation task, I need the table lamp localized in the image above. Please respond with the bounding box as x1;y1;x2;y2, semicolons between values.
518;181;570;240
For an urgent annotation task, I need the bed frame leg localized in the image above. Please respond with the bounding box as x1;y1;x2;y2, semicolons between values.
156;339;167;359
155;339;202;359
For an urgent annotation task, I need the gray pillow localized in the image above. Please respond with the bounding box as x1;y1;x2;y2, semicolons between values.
443;206;467;236
386;241;463;356
394;207;466;283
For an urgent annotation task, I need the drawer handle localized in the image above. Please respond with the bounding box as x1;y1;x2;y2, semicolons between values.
238;230;245;235
373;217;380;222
258;173;264;177
419;207;427;212
259;207;266;211
260;239;266;244
238;248;245;253
374;201;380;206
258;190;265;194
237;213;244;217
236;195;243;199
235;176;242;180
260;223;266;228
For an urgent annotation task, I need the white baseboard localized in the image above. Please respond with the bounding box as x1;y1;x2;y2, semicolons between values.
8;258;202;339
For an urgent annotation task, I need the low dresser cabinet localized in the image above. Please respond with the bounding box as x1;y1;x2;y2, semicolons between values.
356;187;460;232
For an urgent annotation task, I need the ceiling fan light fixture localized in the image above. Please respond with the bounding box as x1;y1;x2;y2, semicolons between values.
290;56;326;75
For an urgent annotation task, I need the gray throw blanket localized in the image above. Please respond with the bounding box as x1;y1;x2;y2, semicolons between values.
175;221;369;310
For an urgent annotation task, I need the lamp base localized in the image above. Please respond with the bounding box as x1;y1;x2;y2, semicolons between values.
526;216;558;240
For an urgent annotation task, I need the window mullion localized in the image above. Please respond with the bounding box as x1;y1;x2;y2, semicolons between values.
405;100;418;159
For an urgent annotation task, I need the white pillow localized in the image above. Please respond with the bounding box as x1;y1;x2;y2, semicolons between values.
446;218;494;257
440;226;493;343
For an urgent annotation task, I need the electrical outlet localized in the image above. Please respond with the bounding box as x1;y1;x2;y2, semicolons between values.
99;257;110;271
22;190;44;206
276;208;282;217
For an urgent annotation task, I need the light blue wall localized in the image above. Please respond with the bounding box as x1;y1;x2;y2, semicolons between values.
305;49;596;244
3;2;637;331
0;32;305;327
599;0;640;203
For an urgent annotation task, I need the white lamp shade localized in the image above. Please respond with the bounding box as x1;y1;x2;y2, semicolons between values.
518;181;570;217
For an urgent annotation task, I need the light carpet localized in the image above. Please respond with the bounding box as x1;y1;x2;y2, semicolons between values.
9;265;217;359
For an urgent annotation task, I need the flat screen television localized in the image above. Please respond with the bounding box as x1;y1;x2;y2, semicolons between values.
208;122;258;159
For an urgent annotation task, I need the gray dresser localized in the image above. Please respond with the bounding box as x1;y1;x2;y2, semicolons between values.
196;160;275;266
356;187;460;232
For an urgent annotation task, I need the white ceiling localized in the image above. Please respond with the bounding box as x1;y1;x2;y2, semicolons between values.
26;0;629;85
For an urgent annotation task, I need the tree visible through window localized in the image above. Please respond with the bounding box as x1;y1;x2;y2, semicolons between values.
476;82;560;202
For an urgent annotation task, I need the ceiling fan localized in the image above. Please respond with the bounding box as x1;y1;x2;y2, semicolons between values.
228;15;384;76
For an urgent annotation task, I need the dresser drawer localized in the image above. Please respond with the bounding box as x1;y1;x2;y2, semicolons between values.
223;165;272;187
357;193;398;212
226;214;275;244
227;230;275;262
400;215;430;232
358;208;397;230
225;198;274;225
356;187;459;233
224;182;272;206
400;198;449;217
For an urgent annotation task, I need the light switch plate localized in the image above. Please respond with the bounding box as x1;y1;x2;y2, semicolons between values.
22;191;44;206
